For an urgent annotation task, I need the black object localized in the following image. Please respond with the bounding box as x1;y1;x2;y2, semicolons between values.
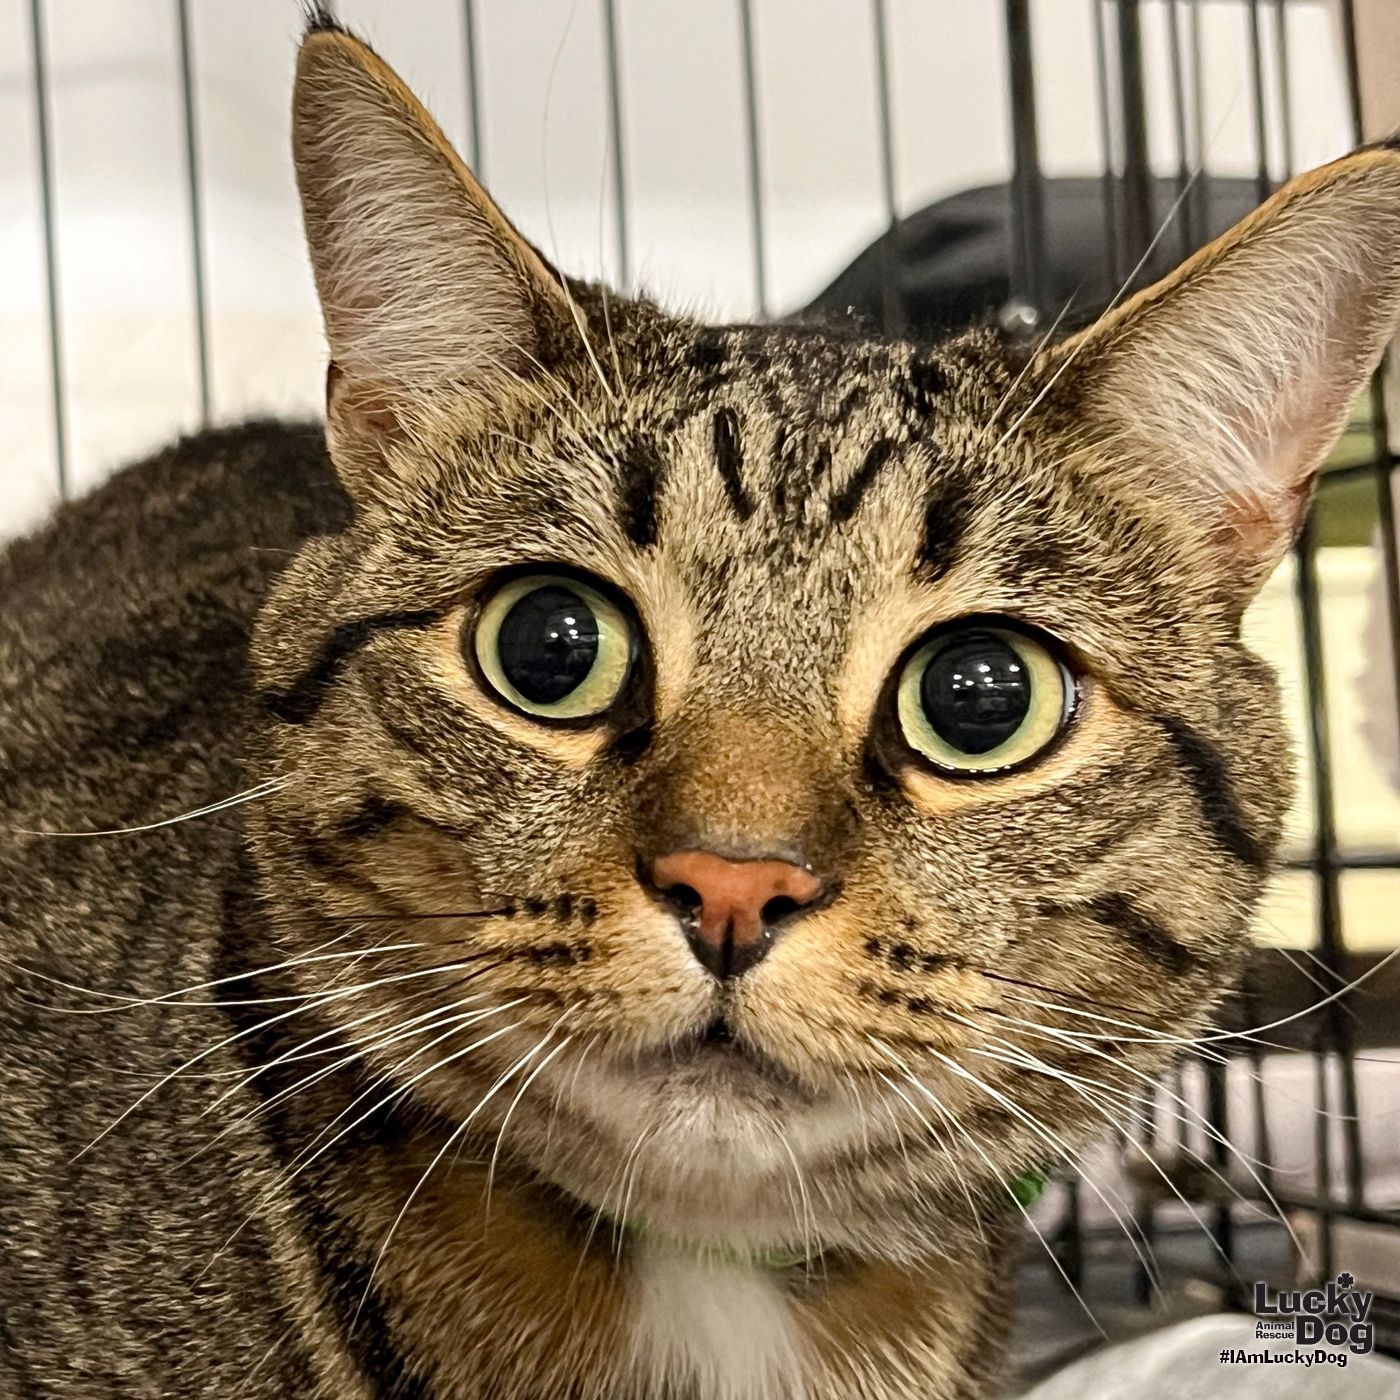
802;175;1261;341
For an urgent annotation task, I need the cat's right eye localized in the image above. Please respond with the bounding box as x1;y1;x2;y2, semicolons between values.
471;572;636;722
895;621;1076;776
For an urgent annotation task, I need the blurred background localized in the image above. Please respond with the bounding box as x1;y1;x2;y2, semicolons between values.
0;0;1361;526
3;0;1399;1388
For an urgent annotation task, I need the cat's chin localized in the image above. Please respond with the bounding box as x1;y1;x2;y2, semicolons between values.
527;1043;967;1260
516;1032;871;1235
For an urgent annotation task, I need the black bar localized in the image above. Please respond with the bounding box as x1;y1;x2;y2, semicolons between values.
1365;396;1400;803
175;0;211;426
1133;1090;1158;1308
1225;947;1400;1054
1283;852;1400;871
1091;0;1122;291
1004;0;1045;321
736;0;768;319
870;0;903;338
463;0;484;175
1292;508;1366;1214
1114;0;1154;272
1260;1190;1400;1234
1164;0;1193;265
1072;1196;1400;1236
600;0;629;289
27;0;68;501
1057;1177;1085;1289
1319;453;1400;486
1313;1049;1335;1280
1272;0;1294;177
1203;1057;1237;1291
1187;0;1210;252
1244;990;1276;1215
1247;0;1272;201
1340;0;1365;142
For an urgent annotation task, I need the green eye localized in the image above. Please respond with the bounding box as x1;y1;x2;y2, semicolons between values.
896;624;1074;774
473;573;634;721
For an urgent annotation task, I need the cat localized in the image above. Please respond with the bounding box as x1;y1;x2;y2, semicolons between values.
3;13;1400;1400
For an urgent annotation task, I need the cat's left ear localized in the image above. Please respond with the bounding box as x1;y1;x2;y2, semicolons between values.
292;20;576;496
1038;146;1400;605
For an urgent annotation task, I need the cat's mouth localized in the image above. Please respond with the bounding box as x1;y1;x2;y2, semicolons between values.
625;1013;812;1099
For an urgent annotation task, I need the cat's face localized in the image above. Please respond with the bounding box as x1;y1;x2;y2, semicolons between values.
246;24;1400;1260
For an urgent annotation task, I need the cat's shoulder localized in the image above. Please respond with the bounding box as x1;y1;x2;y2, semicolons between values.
1;420;348;608
0;421;350;825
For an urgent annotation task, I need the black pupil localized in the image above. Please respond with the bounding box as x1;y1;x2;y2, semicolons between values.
920;632;1032;755
496;585;600;705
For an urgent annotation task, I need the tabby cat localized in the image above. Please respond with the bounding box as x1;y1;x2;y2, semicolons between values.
4;15;1400;1400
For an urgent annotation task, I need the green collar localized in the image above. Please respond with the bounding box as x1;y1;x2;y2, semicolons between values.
1010;1165;1049;1209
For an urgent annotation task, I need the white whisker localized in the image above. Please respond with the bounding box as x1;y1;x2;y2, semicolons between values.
12;778;285;838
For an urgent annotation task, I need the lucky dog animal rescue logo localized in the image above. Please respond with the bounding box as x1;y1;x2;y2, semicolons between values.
1232;1271;1376;1363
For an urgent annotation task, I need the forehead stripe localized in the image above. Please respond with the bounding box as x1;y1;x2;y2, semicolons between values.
830;437;898;525
712;408;754;521
918;477;973;580
617;438;664;548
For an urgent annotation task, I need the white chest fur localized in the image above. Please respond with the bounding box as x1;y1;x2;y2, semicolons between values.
627;1240;807;1399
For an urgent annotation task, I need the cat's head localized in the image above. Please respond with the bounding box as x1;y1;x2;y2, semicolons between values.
246;21;1400;1260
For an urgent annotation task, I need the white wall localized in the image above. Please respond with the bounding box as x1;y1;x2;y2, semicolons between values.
0;0;1353;537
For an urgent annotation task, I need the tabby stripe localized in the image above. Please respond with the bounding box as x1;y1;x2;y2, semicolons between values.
900;357;950;417
830;437;898;524
918;477;973;579
337;794;410;841
260;609;442;726
618;438;664;547
333;794;476;848
1059;893;1202;977
1151;713;1267;870
711;408;754;520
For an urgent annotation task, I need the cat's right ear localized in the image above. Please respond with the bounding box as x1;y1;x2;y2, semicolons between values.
292;20;575;497
1031;144;1400;609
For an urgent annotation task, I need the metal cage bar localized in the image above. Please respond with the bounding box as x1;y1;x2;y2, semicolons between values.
463;0;484;176
26;0;67;502
1004;0;1046;324
175;0;211;427
736;0;769;320
870;0;903;339
600;0;630;291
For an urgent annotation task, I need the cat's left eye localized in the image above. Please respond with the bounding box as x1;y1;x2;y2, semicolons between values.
472;573;635;722
895;622;1076;775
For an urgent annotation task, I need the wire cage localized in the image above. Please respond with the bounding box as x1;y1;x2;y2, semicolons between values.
993;0;1400;1364
6;0;1400;1377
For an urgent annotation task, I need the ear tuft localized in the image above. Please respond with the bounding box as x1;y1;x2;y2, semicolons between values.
292;25;573;492
300;3;344;37
1037;148;1400;601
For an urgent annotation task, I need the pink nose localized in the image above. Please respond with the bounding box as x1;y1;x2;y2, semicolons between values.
649;850;825;979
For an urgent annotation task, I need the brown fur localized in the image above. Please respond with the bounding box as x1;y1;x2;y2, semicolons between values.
4;17;1400;1399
